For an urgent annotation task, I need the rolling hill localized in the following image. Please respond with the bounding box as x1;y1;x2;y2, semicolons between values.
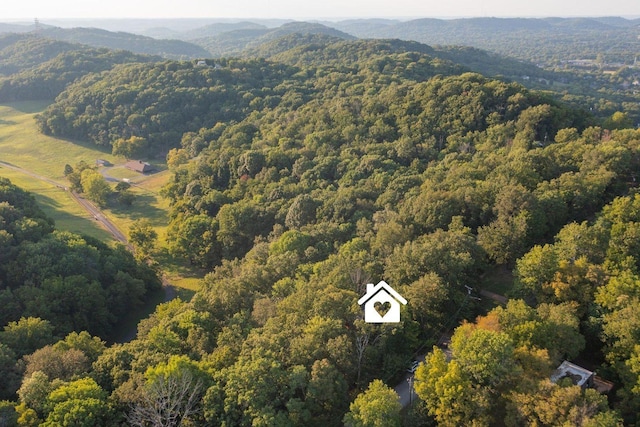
41;26;210;59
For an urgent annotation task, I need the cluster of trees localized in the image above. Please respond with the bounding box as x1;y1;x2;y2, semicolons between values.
36;58;298;156
0;40;157;102
0;177;160;342
414;190;640;425
511;191;640;424
63;161;135;208
4;31;640;425
414;303;621;426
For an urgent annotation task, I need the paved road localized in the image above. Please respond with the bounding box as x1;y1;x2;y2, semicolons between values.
394;353;428;407
98;165;123;183
0;160;129;246
70;191;130;246
395;371;418;407
480;289;509;304
1;159;178;341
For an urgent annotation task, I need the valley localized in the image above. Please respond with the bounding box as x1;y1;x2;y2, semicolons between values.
0;14;639;426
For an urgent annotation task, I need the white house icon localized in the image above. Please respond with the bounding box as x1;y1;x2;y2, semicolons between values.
358;281;407;323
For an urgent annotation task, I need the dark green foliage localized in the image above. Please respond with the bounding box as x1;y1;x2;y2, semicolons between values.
0;38;157;102
7;30;640;425
37;58;298;152
0;178;160;339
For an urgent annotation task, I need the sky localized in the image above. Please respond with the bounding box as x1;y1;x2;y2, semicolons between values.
3;0;640;20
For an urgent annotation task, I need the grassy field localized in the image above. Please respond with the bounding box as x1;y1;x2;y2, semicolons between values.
0;166;115;242
0;102;118;180
0;102;203;292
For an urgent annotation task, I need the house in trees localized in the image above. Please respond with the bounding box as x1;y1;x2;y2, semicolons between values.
125;160;154;174
551;361;614;393
358;280;407;323
551;361;595;389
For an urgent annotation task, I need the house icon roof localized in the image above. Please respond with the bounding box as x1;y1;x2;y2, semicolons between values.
358;280;407;323
358;280;407;306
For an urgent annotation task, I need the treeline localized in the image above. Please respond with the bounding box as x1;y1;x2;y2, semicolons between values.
0;177;160;344
0;35;80;76
41;26;211;60
332;17;640;67
162;69;599;268
5;34;640;425
0;45;158;102
36;58;299;155
192;21;355;57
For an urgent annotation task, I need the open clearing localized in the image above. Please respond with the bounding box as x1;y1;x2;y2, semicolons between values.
0;166;114;241
0;102;202;291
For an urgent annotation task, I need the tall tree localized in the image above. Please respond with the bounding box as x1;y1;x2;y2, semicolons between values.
343;379;402;427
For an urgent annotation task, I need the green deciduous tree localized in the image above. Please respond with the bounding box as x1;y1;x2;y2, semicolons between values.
112;136;149;159
414;348;492;427
505;380;621;427
128;219;158;260
0;317;55;358
343;379;402;427
80;169;111;207
42;377;112;427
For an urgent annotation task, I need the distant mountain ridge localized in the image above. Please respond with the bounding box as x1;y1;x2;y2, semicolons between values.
328;16;640;65
193;21;356;57
40;27;210;60
0;33;159;101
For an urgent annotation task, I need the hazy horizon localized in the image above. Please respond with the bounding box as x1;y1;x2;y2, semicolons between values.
4;0;640;21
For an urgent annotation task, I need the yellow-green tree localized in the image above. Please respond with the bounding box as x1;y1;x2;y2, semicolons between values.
343;379;401;427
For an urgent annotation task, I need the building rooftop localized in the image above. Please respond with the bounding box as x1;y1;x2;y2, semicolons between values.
551;361;594;388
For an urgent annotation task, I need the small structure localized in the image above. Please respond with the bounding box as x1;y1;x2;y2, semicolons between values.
196;60;208;67
96;159;111;167
124;160;154;174
550;360;615;394
551;361;594;389
358;280;407;323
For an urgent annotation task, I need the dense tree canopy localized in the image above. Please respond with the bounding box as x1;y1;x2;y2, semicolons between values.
0;178;160;340
3;30;640;426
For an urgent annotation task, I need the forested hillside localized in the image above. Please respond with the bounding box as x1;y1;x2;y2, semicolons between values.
36;58;299;153
0;35;158;102
0;178;161;336
3;31;640;426
331;17;640;67
0;35;81;75
41;27;210;60
0;177;160;400
191;21;355;57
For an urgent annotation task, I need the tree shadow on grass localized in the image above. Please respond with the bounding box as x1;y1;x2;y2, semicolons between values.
0;100;52;114
31;190;113;240
109;193;167;227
